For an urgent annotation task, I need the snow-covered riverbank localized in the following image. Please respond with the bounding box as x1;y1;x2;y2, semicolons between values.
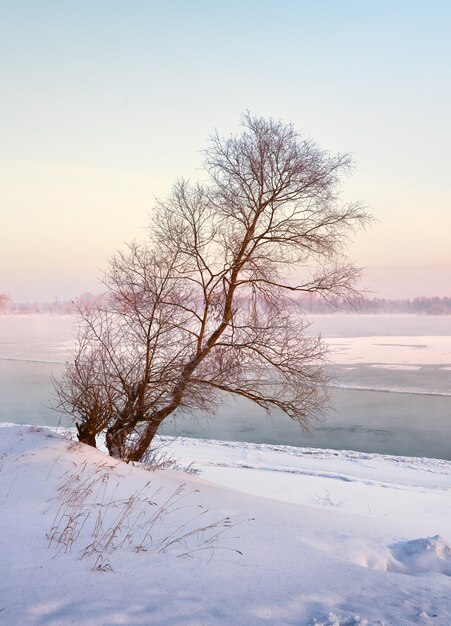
1;424;450;625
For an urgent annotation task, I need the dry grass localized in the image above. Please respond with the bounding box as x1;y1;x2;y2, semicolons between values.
46;452;245;571
312;487;347;509
139;438;200;476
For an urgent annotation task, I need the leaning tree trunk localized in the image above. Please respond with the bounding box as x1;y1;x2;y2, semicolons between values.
76;422;98;448
105;279;239;462
105;421;135;460
126;416;166;462
105;413;167;462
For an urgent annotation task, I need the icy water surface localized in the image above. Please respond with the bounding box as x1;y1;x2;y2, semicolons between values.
1;314;451;460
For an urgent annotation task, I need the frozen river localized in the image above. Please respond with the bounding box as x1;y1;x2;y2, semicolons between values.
1;314;451;460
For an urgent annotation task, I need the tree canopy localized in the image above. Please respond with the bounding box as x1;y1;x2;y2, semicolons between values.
56;114;370;461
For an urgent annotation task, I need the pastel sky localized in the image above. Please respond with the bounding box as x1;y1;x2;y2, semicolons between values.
1;0;450;301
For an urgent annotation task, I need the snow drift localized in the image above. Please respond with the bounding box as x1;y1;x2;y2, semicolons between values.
1;425;451;625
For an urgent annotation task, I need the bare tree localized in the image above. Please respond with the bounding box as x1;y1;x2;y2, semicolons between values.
55;113;370;461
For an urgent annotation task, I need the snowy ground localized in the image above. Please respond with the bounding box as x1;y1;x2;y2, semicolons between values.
1;314;451;623
1;424;451;625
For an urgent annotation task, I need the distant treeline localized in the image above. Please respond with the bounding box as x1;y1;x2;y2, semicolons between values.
0;292;98;315
1;292;451;315
296;294;451;315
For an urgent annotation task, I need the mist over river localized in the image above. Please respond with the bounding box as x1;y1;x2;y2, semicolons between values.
1;314;450;460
